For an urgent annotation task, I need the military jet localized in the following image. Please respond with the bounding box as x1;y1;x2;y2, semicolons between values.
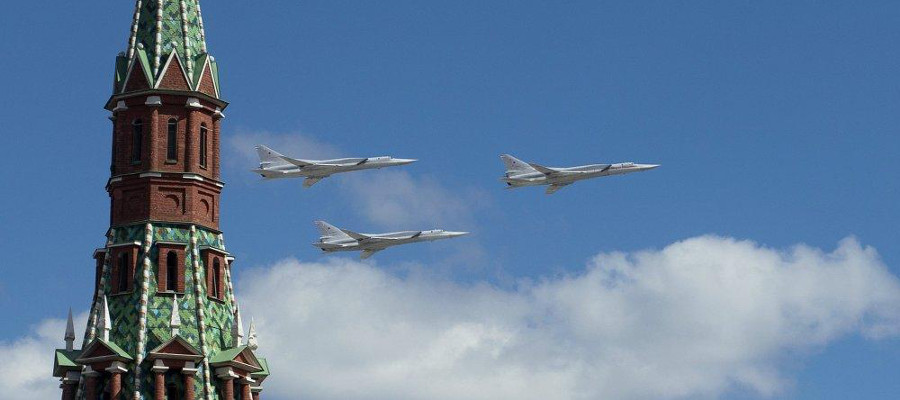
313;221;469;259
253;145;417;188
500;154;659;194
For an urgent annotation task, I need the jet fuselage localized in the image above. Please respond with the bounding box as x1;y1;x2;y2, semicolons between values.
503;162;659;187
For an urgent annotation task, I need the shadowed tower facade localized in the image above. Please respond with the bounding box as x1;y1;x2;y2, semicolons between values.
51;1;270;399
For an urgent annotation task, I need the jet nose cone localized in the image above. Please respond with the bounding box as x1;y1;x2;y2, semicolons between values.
449;231;470;237
642;164;660;170
396;159;418;165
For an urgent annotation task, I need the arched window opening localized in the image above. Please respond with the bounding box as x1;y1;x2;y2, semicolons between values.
167;119;178;161
131;119;143;163
199;123;208;168
166;251;178;292
117;253;129;293
212;258;221;299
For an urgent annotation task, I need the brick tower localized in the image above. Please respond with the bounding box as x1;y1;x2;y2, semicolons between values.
52;1;270;399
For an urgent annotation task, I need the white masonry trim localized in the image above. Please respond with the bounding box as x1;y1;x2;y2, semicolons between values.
132;223;154;400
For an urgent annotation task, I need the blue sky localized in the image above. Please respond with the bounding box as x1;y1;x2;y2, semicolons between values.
1;1;899;399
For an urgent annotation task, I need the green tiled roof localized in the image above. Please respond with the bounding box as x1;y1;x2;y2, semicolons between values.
55;349;82;368
253;357;270;377
209;345;247;364
100;339;134;360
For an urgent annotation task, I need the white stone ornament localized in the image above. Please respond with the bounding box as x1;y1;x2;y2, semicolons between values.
64;308;76;351
247;318;258;351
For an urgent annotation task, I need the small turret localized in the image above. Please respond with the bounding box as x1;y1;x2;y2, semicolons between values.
64;308;76;351
247;318;258;351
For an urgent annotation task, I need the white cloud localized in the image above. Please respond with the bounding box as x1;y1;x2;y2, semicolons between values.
239;236;900;400
341;170;485;230
0;312;89;400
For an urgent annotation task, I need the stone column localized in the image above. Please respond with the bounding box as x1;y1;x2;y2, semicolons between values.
183;362;199;400
60;382;76;400
152;360;169;400
241;379;253;400
221;378;235;400
107;361;128;400
109;372;122;399
216;367;239;400
185;109;195;173
83;367;99;400
212;115;222;180
60;371;81;400
149;106;160;169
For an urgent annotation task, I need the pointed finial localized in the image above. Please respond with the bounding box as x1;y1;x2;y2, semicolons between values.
64;308;76;351
170;295;182;337
232;305;244;347
99;296;111;341
247;318;258;351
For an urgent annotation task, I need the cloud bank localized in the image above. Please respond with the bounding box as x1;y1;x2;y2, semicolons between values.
0;312;88;400
239;236;900;400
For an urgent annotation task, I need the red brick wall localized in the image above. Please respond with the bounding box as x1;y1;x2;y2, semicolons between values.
157;57;192;91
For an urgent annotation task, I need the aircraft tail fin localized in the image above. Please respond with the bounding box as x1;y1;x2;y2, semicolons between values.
315;221;351;240
500;154;538;175
256;145;289;167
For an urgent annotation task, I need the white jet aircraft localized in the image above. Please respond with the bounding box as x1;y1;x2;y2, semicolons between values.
253;145;417;188
313;221;469;259
500;154;659;194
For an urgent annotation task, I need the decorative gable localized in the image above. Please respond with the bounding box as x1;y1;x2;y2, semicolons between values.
123;59;152;93
148;335;204;362
209;345;263;373
156;54;193;91
76;339;133;368
196;60;219;98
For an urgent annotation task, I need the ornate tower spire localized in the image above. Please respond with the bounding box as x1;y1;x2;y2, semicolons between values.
126;0;208;76
113;0;221;101
52;3;269;399
64;308;76;351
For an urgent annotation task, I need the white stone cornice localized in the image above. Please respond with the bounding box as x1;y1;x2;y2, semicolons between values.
106;361;129;374
113;100;129;112
186;97;203;109
215;367;239;380
182;173;205;182
182;361;199;375
151;360;169;374
145;96;163;106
